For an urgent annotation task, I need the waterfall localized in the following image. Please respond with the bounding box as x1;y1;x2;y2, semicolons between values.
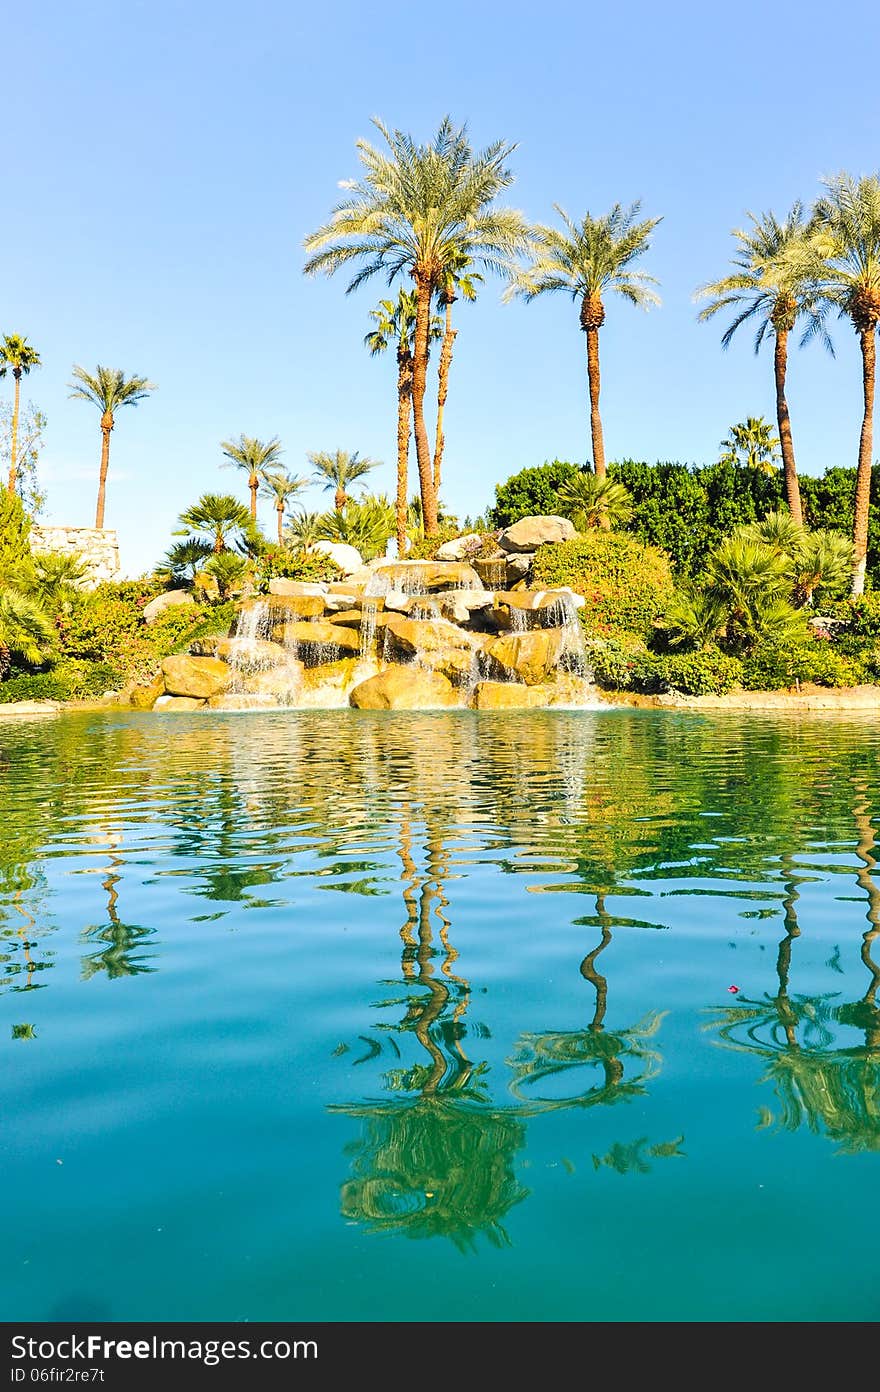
232;600;271;643
224;600;303;704
548;594;590;677
359;599;380;659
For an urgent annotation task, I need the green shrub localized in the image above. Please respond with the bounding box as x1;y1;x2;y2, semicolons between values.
531;533;674;637
255;546;340;589
0;491;32;578
582;632;648;689
630;649;744;696
405;524;460;560
0;658;121;702
487;460;578;528
740;637;864;690
0;670;71;702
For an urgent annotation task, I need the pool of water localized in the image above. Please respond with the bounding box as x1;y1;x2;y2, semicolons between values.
0;709;877;1323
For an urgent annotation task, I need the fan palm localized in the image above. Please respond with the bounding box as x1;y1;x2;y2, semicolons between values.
556;471;632;531
809;173;880;595
509;202;661;477
433;253;481;496
309;449;378;511
696;205;830;525
304;116;529;532
164;537;212;582
0;334;41;493
317;495;396;561
205;550;247;599
68;365;156;527
736;509;805;557
284;510;324;553
663;588;727;651
220;434;283;522
179;493;250;553
259;468;308;544
18;552;87;614
718;416;780;474
706;537;802;650
0;587;55;676
789;530;855;606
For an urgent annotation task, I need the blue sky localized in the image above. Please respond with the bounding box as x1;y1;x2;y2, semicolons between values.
6;0;880;575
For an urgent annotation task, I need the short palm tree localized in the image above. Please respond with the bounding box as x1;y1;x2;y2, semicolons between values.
696;205;830;526
68;365;156;527
556;472;632;531
736;510;805;557
284;510;324;553
663;588;727;651
789;530;855;606
719;416;780;474
433;253;481;496
259;468;308;544
705;536;803;650
206;550;247;599
309;449;379;511
220;434;284;522
0;335;41;493
164;537;212;582
304;117;529;532
179;493;250;553
509;202;661;476
19;552;87;614
809;173;880;595
0;587;55;676
317;495;395;562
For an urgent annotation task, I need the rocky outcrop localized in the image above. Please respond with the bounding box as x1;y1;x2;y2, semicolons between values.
143;590;194;624
473;681;552;709
498;516;577;552
384;615;479;659
267;579;327;596
436;533;482;561
277;620;361;658
485;629;566;685
349;665;458;709
161;655;231;699
373;561;482;592
29;526;121;586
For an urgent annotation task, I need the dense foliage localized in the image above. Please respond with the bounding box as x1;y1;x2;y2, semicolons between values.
531;532;674;637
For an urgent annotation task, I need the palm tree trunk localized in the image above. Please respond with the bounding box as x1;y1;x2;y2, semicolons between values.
249;474;258;522
335;487;345;511
396;351;413;556
7;369;21;492
95;422;112;528
411;271;438;534
585;327;606;479
433;299;456;498
852;328;876;596
277;504;284;545
774;329;803;527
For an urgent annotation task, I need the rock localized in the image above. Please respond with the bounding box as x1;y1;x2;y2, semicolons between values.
153;695;206;711
327;581;367;596
128;671;166;709
383;589;411;613
505;553;533;581
207;693;280;710
275;620;361;661
238;661;304;697
324;591;360;611
161;655;232;699
214;637;291;667
327;609;364;627
0;700;61;716
436;533;482;561
486;629;566;685
498;516;577;552
267;579;328;596
473;681;552;710
263;593;326;619
372;561;483;593
434;590;494;624
495;587;585;612
425;649;478;685
349;664;458;709
142;589;195;625
312;541;364;575
384;615;479;659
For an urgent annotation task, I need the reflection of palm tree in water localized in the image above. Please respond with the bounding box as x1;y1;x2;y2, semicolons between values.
508;893;665;1114
333;803;528;1250
81;842;156;980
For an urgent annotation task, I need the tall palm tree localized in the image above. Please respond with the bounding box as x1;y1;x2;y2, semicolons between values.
433;254;481;497
810;173;880;595
509;202;661;476
220;434;283;522
365;290;441;553
284;510;324;553
304;117;528;533
696;205;830;526
308;449;378;511
259;468;308;544
68;365;156;527
0;335;41;493
718;416;780;474
179;493;250;553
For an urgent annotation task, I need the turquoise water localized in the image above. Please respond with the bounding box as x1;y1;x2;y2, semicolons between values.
0;709;877;1323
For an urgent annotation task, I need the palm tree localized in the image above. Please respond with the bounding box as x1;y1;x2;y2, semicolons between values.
365;290;441;553
179;493;250;553
317;495;396;561
284;510;324;553
304;117;529;532
0;335;41;493
259;468;308;544
0;587;55;676
718;416;780;474
164;537;212;582
433;254;481;497
810;173;880;595
220;434;283;523
696;205;831;527
509;203;661;476
556;471;632;531
308;449;378;511
68;365;156;527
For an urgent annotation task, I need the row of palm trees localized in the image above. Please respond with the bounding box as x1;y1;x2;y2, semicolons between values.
0;336;155;528
304;118;880;591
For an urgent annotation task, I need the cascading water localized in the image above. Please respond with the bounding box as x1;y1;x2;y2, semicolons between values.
358;599;380;659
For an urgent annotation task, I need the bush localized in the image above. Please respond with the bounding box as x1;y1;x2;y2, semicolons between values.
0;490;32;577
531;532;674;637
740;636;864;690
630;649;744;696
406;524;460;560
487;460;579;528
582;632;647;689
255;546;340;590
0;658;121;702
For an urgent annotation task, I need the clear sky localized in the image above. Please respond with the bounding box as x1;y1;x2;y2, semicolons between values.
6;0;880;575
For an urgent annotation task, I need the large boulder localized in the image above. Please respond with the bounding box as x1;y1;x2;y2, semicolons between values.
435;533;482;561
276;620;360;661
267;579;327;597
214;637;291;668
142;589;194;625
349;664;458;710
384;615;478;659
128;671;166;709
161;655;231;699
498;516;577;553
372;561;483;593
505;553;533;582
473;681;553;709
498;586;585;611
485;629;565;685
261;593;326;619
312;541;364;575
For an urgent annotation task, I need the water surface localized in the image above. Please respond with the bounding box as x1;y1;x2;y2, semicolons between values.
0;709;877;1322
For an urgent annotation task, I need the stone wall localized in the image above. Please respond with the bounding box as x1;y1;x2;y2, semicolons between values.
29;526;121;587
